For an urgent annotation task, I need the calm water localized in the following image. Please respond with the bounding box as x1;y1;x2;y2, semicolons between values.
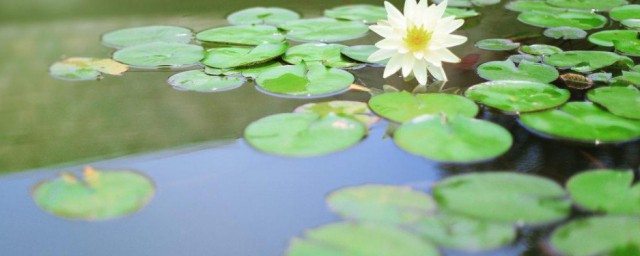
1;0;639;255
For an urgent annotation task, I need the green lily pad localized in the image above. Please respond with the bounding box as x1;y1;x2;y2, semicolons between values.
611;71;640;87
368;92;479;123
49;57;128;81
279;18;369;43
476;60;559;83
283;43;359;68
465;80;569;113
293;101;380;127
341;45;387;65
394;115;512;163
475;38;520;51
202;42;288;69
324;5;386;24
508;54;540;63
244;113;366;157
543;26;587;40
567;170;640;215
507;1;566;12
167;70;245;93
550;216;640;256
519;44;563;56
517;11;607;30
112;42;204;69
32;167;155;220
588;30;640;55
255;62;354;98
611;5;640;21
471;0;500;6
635;65;640;72
546;0;628;10
520;102;640;143
101;25;192;48
434;0;473;7
621;19;640;30
227;7;300;26
204;61;282;79
444;7;480;19
587;86;640;120
286;222;439;256
543;51;633;73
327;185;437;225
433;172;570;224
614;37;640;57
196;25;285;46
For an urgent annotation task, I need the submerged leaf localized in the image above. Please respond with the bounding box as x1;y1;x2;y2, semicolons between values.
543;26;587;40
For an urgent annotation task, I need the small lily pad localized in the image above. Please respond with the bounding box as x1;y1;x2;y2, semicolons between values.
341;45;387;65
255;62;354;98
519;44;563;56
202;42;288;69
394;115;512;163
471;0;500;6
508;54;540;63
112;42;204;69
368;92;479;123
567;170;640;215
279;18;369;43
543;51;633;73
293;101;380;127
196;25;285;46
465;80;570;113
587;72;612;83
543;26;587;40
434;0;473;7
204;61;282;79
433;172;570;224
32;167;155;220
476;60;559;83
475;39;520;51
444;7;480;19
550;216;640;256
168;70;245;92
227;7;300;26
546;0;628;10
324;5;386;24
49;57;128;81
517;11;607;30
506;1;566;13
283;43;359;68
587;86;640;120
520;102;640;143
244;113;366;157
611;71;640;87
610;5;640;21
101;25;192;48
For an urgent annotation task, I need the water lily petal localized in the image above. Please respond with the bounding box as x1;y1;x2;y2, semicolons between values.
369;49;396;62
384;54;404;78
402;54;416;77
413;59;428;85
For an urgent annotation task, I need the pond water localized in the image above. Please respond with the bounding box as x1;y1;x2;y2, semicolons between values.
1;0;639;255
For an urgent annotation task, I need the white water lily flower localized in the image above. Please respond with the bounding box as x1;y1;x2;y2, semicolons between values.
368;0;467;85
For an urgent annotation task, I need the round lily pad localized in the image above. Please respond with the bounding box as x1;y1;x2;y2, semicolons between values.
610;5;640;21
506;1;566;13
341;45;387;65
244;113;366;157
519;44;563;56
32;167;155;220
293;101;380;127
283;43;359;68
611;71;640;87
168;70;245;93
508;54;540;63
196;25;285;46
255;62;354;98
49;57;128;81
587;86;640;120
101;25;192;48
394;115;512;163
286;222;439;256
444;7;480;19
567;170;640;215
543;51;633;73
465;80;569;113
324;5;386;24
621;19;640;30
433;172;570;224
476;60;559;83
204;61;282;79
550;216;640;256
543;26;587;40
517;11;607;30
327;185;437;225
227;7;300;26
112;42;204;69
202;42;288;69
589;30;640;56
520;102;640;143
546;0;628;10
475;39;520;51
279;18;369;43
368;92;479;123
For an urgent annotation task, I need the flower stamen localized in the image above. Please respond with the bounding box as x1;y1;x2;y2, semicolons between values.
404;25;432;52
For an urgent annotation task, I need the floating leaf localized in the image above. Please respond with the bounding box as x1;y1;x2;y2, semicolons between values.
610;4;640;21
587;72;612;83
196;25;285;46
341;45;387;65
49;57;128;81
465;80;569;113
588;30;640;56
255;62;354;98
227;7;300;26
567;170;640;215
621;19;640;30
550;216;640;256
475;38;520;51
202;42;288;69
294;101;380;127
517;11;607;30
283;43;359;68
587;86;640;119
324;5;386;24
476;60;559;83
369;92;479;123
543;26;587;40
519;44;563;56
434;0;473;7
508;54;540;63
167;70;245;92
613;37;640;57
101;25;192;48
471;0;500;6
394;115;512;163
279;18;369;43
204;61;282;79
444;7;480;19
546;0;628;10
611;71;640;87
543;51;633;73
506;1;566;13
520;102;640;143
112;42;204;69
635;65;640;72
433;172;570;224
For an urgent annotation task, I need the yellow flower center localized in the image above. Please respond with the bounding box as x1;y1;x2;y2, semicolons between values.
404;25;432;52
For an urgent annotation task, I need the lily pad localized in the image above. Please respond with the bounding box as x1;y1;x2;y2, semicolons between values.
32;167;155;220
369;92;479;123
567;170;640;215
327;185;437;224
112;42;204;69
543;51;633;73
434;0;473;7
587;86;640;120
587;72;612;83
279;18;369;43
293;101;380;127
611;71;640;87
508;54;540;63
517;11;607;30
196;25;285;46
550;216;640;256
324;5;386;24
475;38;520;51
621;19;640;30
543;26;587;40
394;115;512;163
610;5;640;21
519;44;563;56
471;0;500;6
444;7;480;19
202;42;288;69
520;102;640;143
255;62;354;98
433;172;570;224
283;43;359;68
465;80;569;113
101;25;192;48
506;1;566;13
168;70;245;93
49;57;128;81
476;60;559;83
546;0;628;10
341;45;387;65
588;30;640;56
244;113;366;157
204;61;282;79
227;7;300;26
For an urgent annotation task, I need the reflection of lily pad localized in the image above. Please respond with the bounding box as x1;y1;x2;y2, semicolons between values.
294;101;380;127
519;44;563;56
475;38;520;51
283;43;359;68
196;25;285;45
518;11;607;30
101;25;192;48
32;167;155;221
244;113;366;157
202;42;288;69
567;170;640;215
49;57;128;81
546;0;628;10
543;51;633;73
369;92;479;123
255;62;354;98
324;5;386;24
465;80;569;113
204;61;282;79
476;60;559;83
543;26;587;40
112;42;204;69
279;18;369;43
433;172;570;224
341;45;387;65
610;5;640;21
168;70;245;93
587;86;640;120
550;216;640;256
394;115;512;163
520;102;640;143
227;7;300;26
